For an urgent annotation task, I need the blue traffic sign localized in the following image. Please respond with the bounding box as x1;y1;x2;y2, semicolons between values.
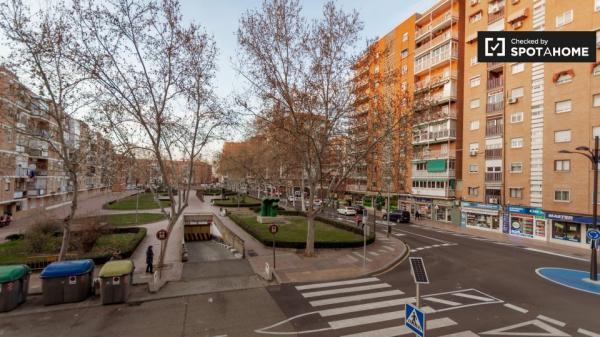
405;303;425;337
587;229;600;240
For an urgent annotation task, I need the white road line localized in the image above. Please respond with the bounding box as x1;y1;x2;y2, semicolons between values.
346;254;359;262
368;251;379;256
578;328;600;337
382;246;395;252
525;248;588;262
393;233;406;237
329;311;403;329
296;277;379;290
395;229;449;243
423;245;432;249
442;243;453;246
439;331;480;337
410;250;417;253
319;298;415;317
309;290;405;307
432;244;441;247
415;247;424;251
352;251;372;262
425;296;462;306
421;306;436;314
377;249;387;254
503;303;528;313
537;314;566;327
340;317;456;337
452;292;495;302
302;283;391;298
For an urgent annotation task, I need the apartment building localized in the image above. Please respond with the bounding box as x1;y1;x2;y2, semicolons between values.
402;0;465;222
462;0;600;248
0;67;114;219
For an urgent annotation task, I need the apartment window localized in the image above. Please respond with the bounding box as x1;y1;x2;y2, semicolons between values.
401;64;408;75
556;73;573;84
554;189;570;202
555;100;572;113
470;76;481;88
511;112;524;123
554;130;571;143
469;164;479;173
512;63;524;74
511;138;524;148
593;94;600;107
469;143;479;152
403;32;408;41
510;162;523;173
470;98;480;109
470;120;480;130
468;187;479;196
555;160;571;172
5;128;12;143
593;126;600;139
510;87;524;99
401;81;408;91
416;162;426;170
470;56;478;66
469;11;482;23
555;10;573;28
594;64;600;76
401;49;408;59
596;0;600;11
4;180;8;192
510;188;523;199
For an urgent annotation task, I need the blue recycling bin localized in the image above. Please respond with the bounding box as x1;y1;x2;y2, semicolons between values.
41;259;95;305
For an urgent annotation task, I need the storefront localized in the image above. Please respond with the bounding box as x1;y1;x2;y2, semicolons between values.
546;212;600;247
433;200;454;222
461;201;501;232
506;205;546;240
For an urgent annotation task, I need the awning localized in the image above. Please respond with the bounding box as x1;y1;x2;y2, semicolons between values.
507;8;528;23
466;32;477;44
427;159;447;172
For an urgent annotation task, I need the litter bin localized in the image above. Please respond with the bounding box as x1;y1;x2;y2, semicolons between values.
0;264;30;312
41;259;95;306
98;260;134;304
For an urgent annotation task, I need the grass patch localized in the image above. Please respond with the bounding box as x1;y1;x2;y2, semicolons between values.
75;213;166;227
105;193;171;210
228;211;372;249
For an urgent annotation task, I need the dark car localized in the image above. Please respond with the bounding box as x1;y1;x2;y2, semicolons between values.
385;210;410;223
352;205;365;213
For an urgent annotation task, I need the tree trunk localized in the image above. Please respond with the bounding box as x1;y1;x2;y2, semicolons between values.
58;179;78;261
305;211;316;256
300;178;306;212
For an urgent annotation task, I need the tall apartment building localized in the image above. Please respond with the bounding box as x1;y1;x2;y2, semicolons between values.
0;67;114;219
401;0;464;222
462;0;600;248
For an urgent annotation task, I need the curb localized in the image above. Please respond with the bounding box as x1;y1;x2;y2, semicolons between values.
368;240;410;277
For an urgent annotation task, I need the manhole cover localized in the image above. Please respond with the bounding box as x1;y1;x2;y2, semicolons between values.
247;249;257;257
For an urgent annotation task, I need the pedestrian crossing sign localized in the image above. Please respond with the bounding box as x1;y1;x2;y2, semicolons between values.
405;303;425;337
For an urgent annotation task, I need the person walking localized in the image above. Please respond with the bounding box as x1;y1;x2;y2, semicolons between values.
415;210;420;220
146;246;154;273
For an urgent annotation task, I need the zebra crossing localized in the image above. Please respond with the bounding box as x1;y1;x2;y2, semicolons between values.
257;277;503;336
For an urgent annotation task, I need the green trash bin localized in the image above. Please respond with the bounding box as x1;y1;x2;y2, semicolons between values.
0;265;31;312
98;260;134;304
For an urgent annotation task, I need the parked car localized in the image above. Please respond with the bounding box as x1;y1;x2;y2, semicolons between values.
313;199;322;207
385;210;411;223
352;205;365;214
337;206;357;216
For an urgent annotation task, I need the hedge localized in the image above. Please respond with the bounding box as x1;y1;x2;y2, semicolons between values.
212;195;262;207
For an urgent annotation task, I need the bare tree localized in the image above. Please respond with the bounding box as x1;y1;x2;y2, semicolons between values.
0;0;95;260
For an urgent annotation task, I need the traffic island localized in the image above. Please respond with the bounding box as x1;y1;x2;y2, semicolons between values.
536;267;600;295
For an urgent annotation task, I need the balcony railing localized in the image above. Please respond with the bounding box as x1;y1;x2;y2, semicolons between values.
485;172;502;182
13;190;25;199
31;128;50;139
486;101;504;114
485;148;502;159
485;125;503;138
15;167;30;177
36;170;48;176
488;7;505;24
485;192;502;205
415;10;459;40
346;184;367;192
27;148;49;158
414;46;459;73
412;187;455;198
412;169;456;178
414;72;458;93
413;108;457;125
413;128;457;144
487;77;504;91
413;149;456;161
415;31;458;56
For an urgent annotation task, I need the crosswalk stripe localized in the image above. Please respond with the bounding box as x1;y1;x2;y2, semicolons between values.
368;251;379;256
425;296;462;306
309;290;404;307
452;292;495;302
339;317;457;337
302;283;391;298
352;251;372;262
346;254;359;262
438;331;480;337
319;298;415;317
393;233;406;236
296;277;379;291
329;311;403;329
382;246;395;251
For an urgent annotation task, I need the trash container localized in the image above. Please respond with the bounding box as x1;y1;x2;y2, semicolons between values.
0;264;30;312
98;260;134;305
40;259;95;306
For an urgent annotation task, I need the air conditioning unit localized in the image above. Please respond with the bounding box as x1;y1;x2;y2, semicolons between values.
512;21;523;29
508;97;518;104
470;149;478;156
489;198;498;204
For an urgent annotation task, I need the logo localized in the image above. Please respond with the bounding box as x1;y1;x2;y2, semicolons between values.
478;31;596;62
485;37;505;57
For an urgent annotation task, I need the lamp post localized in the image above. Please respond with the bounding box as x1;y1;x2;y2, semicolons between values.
559;135;599;281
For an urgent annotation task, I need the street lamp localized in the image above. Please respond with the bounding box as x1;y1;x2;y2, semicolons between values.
559;135;599;281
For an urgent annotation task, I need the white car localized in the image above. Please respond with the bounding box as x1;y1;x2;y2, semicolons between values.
337;206;357;216
313;199;322;206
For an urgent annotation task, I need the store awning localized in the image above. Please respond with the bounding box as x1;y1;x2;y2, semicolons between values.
507;8;528;23
427;159;447;172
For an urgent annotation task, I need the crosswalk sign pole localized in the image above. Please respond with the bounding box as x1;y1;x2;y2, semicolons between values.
416;283;421;308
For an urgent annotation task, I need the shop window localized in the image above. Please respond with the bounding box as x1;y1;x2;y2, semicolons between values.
554;189;570;202
554;160;570;172
552;221;581;242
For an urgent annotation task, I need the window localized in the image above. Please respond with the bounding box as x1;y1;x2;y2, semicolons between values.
509;188;523;199
554;130;571;143
470;56;478;66
594;64;600;76
401;49;408;59
511;138;524;148
594;94;600;107
469;164;479;173
593;126;600;139
554;189;570;202
511;112;524;123
556;73;573;84
510;162;523;173
470;98;480;109
469;11;482;23
401;64;408;75
403;32;408;42
470;76;481;88
510;87;524;99
555;160;571;171
596;0;600;11
555;100;572;113
468;187;479;196
469;143;479;152
512;63;524;74
555;10;573;28
470;120;480;130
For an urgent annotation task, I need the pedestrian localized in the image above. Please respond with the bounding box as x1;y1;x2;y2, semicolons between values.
146;246;154;273
415;210;420;220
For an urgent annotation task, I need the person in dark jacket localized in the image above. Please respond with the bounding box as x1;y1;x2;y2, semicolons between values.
146;246;154;273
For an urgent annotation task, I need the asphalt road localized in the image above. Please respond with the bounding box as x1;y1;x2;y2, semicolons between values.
263;222;600;337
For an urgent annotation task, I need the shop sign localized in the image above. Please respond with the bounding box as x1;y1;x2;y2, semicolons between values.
434;200;454;207
502;212;510;234
507;205;544;218
461;201;501;211
546;212;600;225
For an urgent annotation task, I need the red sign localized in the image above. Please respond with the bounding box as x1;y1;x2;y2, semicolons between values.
269;224;279;234
156;229;169;241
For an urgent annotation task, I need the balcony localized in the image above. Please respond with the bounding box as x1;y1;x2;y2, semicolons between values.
346;184;367;192
414;45;459;74
487;77;504;91
488;7;505;24
412;128;457;145
31;128;50;139
413;108;457;126
487;62;503;70
27;148;49;158
485;172;502;182
413;149;456;161
27;188;46;197
36;170;48;176
485;191;502;205
13;190;25;199
486;101;504;114
485;148;502;159
15;167;30;177
412;187;455;198
413;169;456;179
414;71;457;94
415;10;459;41
485;125;503;138
415;31;459;56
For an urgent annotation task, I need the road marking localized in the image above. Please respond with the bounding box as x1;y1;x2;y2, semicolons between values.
439;332;480;337
432;244;441;248
296;277;379;290
480;319;569;336
346;254;359;262
382;246;395;251
329;311;403;329
352;251;372;262
309;290;405;307
452;292;496;302
340;317;457;337
525;248;588;262
410;250;417;253
578;328;600;337
395;228;449;243
425;296;462;306
423;245;432;249
536;315;566;327
393;233;406;237
442;243;454;246
368;251;379;256
319;298;415;317
302;283;391;298
503;303;528;313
